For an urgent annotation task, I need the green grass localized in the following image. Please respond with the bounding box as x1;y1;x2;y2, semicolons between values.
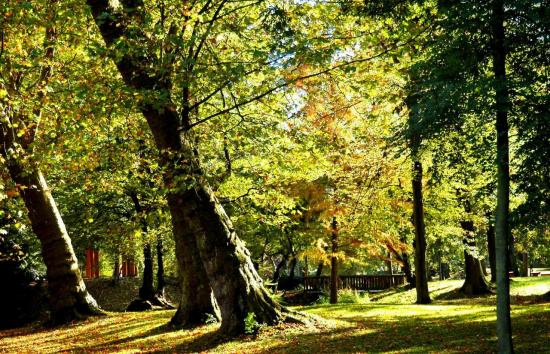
1;277;549;353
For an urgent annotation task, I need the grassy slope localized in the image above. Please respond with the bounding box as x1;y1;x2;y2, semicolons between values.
1;277;549;353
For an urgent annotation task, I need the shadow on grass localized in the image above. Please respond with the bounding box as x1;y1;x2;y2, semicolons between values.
264;305;550;353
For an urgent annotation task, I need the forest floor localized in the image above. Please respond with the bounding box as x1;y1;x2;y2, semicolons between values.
1;277;549;353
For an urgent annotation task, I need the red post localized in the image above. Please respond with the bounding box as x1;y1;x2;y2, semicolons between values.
94;250;100;278
85;249;92;278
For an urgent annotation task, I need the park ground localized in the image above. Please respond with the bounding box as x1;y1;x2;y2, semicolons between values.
1;277;549;353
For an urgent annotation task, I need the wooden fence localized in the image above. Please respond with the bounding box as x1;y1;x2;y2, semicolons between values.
303;274;406;291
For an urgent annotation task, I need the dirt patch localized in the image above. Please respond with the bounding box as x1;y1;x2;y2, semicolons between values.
85;277;180;312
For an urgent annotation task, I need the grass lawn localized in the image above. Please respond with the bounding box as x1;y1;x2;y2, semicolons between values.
1;277;549;353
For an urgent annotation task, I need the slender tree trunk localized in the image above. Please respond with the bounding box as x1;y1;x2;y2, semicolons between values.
401;252;414;285
155;238;166;296
112;250;120;284
315;262;324;277
272;254;288;284
412;161;431;304
459;201;491;295
288;257;297;282
491;0;514;351
386;251;393;275
487;222;497;283
330;217;338;304
509;238;520;276
520;252;528;277
128;191;155;301
4;164;102;323
139;243;155;300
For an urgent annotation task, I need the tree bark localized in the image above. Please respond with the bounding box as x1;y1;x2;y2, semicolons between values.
112;251;121;284
139;243;155;300
459;200;491;295
128;191;155;301
520;252;528;277
155;238;166;296
4;163;102;324
272;254;288;284
487;222;497;283
315;262;324;277
491;0;514;350
330;217;338;304
412;161;431;304
288;257;298;282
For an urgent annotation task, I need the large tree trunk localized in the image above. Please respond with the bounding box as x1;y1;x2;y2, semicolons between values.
459;201;491;295
168;194;220;327
411;160;431;304
330;217;338;304
487;221;497;283
87;0;296;335
491;0;514;351
4;163;102;324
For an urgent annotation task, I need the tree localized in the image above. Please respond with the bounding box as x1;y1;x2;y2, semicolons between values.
0;0;102;324
85;0;313;334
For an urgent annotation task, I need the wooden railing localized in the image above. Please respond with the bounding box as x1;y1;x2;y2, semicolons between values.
303;274;406;291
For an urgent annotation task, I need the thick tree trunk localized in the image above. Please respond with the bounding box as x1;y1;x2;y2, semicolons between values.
176;179;285;335
330;217;338;304
4;163;102;324
459;207;491;295
491;0;514;351
168;194;220;327
412;161;431;304
487;222;497;283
